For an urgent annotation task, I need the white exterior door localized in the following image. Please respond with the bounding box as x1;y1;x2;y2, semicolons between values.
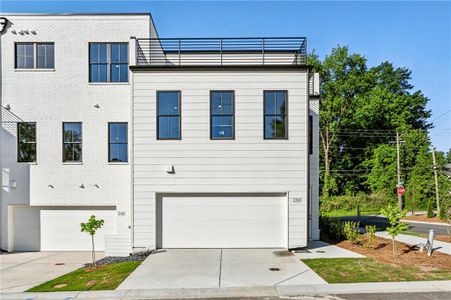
158;194;288;248
40;209;116;251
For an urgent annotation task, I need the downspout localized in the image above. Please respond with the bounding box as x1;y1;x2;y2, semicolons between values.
306;69;311;243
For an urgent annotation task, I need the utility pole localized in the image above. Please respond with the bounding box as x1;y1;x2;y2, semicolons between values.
432;148;440;216
396;130;402;211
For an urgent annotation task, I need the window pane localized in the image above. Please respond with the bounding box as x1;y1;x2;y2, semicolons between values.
99;44;107;63
90;64;99;82
212;116;233;139
109;144;128;162
264;92;276;115
37;44;46;68
19;123;36;142
63;123;73;142
158;92;180;115
120;44;128;63
211;92;233;115
111;63;120;82
120;64;128;82
99;64;108;82
90;44;99;63
16;44;25;68
72;123;82;142
63;144;73;161
265;115;286;139
276;92;287;115
46;44;54;68
18;143;36;162
158;116;180;139
111;44;120;63
73;143;82;161
109;123;127;143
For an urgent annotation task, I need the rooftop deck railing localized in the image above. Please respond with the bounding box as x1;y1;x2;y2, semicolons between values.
135;37;307;67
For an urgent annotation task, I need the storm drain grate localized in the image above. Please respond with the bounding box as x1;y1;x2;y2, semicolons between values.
269;267;281;271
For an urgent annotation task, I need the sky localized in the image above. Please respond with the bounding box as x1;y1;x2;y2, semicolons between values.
2;0;450;151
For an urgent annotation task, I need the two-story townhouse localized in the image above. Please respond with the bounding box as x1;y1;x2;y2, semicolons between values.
0;13;319;256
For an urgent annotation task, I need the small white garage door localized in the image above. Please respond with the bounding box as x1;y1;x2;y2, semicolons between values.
157;193;287;248
40;209;116;251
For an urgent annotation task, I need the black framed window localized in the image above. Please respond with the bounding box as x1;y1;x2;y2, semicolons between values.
109;123;128;162
264;91;288;139
157;91;181;140
63;122;82;162
210;91;234;139
17;122;36;162
89;43;128;82
15;43;54;69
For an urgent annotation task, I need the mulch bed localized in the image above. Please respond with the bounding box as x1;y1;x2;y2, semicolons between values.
403;215;447;224
337;236;451;271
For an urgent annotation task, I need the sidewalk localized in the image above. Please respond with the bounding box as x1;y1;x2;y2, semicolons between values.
2;281;450;299
376;232;451;255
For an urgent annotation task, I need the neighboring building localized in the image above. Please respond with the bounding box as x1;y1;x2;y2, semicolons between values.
0;13;319;256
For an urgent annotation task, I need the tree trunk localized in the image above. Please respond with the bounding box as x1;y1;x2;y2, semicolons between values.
91;235;96;266
392;237;396;258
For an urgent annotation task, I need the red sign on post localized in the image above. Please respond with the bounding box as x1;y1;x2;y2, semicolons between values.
397;185;405;196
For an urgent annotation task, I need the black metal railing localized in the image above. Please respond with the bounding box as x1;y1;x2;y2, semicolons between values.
135;37;307;66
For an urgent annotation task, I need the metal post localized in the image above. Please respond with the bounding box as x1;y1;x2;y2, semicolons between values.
432;148;441;216
396;130;402;211
178;39;181;66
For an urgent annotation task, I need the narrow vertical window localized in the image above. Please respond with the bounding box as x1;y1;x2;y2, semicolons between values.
210;91;234;139
17;122;36;162
157;91;181;140
89;43;128;82
109;123;128;162
264;91;288;139
63;122;82;162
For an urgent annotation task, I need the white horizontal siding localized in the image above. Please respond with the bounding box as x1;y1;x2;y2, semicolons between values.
132;70;309;249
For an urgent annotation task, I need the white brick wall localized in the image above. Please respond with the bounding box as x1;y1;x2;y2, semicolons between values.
0;14;153;250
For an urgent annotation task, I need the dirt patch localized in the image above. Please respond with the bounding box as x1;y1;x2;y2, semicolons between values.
85;280;97;287
403;214;446;224
435;235;451;243
273;250;294;257
53;283;67;289
337;236;451;271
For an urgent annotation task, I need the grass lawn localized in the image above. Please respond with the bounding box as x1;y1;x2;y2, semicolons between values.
27;262;140;292
303;258;451;283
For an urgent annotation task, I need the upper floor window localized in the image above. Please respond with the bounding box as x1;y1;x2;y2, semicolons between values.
89;43;128;82
15;43;54;69
210;91;234;139
17;122;36;162
157;91;181;140
109;123;128;162
63;122;82;162
264;91;288;139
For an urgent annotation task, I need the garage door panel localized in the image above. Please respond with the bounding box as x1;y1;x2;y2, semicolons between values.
40;209;116;251
159;194;287;248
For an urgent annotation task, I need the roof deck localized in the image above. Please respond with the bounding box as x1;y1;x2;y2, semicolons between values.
134;37;307;67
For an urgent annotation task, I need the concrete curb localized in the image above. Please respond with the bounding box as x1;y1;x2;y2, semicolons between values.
1;281;450;299
403;219;450;226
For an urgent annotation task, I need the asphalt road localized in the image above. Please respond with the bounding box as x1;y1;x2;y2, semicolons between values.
178;292;451;300
338;215;450;235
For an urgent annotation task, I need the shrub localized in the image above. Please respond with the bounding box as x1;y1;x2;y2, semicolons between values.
344;221;360;244
319;215;345;242
381;204;408;258
364;225;377;249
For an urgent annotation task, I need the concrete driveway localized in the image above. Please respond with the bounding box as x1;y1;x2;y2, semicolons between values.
118;249;326;290
0;251;104;293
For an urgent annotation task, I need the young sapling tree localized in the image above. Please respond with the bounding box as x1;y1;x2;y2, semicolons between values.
80;215;104;266
381;204;408;258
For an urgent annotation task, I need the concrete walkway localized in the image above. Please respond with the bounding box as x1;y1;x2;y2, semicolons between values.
294;241;365;260
376;232;451;255
2;280;450;299
118;249;326;290
0;251;104;293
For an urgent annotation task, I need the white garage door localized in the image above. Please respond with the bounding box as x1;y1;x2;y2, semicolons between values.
40;209;116;251
158;194;287;248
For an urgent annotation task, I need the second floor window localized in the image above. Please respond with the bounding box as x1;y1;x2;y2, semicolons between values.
89;43;128;82
63;122;82;162
210;91;234;139
264;91;288;139
17;122;36;162
15;43;54;69
157;91;181;140
109;123;128;162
